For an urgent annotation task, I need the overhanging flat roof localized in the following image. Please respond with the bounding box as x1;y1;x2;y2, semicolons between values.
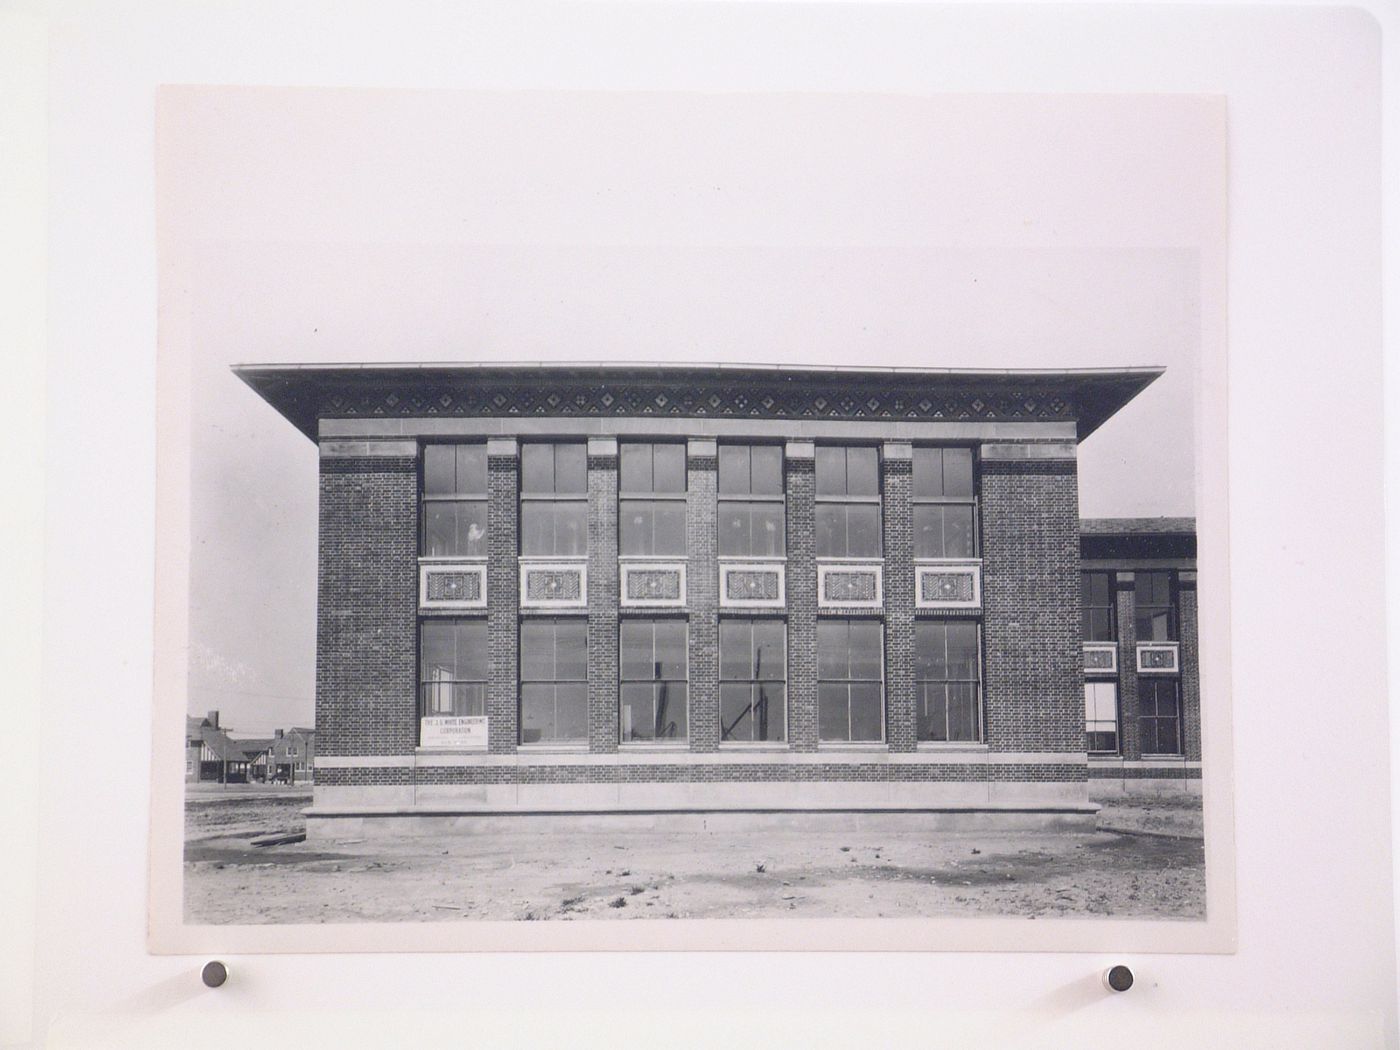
232;361;1164;443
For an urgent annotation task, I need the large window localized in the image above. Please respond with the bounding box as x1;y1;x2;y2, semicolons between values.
1138;677;1182;755
912;447;977;559
419;620;488;718
619;619;688;742
619;442;687;556
719;619;786;743
422;444;488;557
1134;571;1176;641
1084;680;1120;753
519;618;588;744
914;621;982;742
718;444;785;558
520;442;588;557
815;446;882;558
1082;571;1116;641
817;620;884;742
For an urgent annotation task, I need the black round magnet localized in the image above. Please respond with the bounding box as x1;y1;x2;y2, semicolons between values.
201;961;229;988
1103;965;1134;992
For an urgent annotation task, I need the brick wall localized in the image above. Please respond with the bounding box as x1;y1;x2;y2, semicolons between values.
1179;577;1202;762
587;450;619;752
316;455;418;757
980;457;1085;756
882;455;917;751
686;450;720;751
1115;573;1142;760
785;452;818;751
486;449;519;753
318;762;1086;787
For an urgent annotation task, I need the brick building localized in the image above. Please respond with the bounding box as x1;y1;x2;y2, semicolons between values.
235;362;1171;837
1079;517;1201;795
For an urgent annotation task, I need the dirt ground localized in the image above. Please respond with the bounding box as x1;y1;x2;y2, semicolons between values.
183;790;1205;924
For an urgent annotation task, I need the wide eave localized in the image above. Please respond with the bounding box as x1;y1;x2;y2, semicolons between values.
232;362;1164;443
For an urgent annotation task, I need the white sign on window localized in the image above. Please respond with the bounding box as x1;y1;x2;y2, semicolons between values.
420;716;488;749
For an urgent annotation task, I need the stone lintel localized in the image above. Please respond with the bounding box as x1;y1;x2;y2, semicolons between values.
319;438;418;459
486;436;518;459
978;441;1078;462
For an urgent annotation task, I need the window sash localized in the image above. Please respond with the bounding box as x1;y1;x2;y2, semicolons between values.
1084;680;1120;753
817;620;884;742
1137;677;1182;755
717;501;786;557
619;442;687;496
912;504;977;559
619;499;688;557
719;619;787;742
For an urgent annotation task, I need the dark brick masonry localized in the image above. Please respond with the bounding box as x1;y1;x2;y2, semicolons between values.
979;458;1086;764
316;456;418;757
316;762;1086;786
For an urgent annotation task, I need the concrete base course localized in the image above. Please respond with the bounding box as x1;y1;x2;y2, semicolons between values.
305;804;1101;840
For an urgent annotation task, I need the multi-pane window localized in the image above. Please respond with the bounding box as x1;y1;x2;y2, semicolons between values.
911;447;977;559
619;619;688;742
519;618;588;744
520;442;588;557
419;620;488;719
1084;680;1120;753
1134;571;1176;641
421;444;488;557
719;619;787;743
815;446;882;558
1082;572;1116;642
817;620;884;742
619;442;687;556
1138;677;1182;755
718;444;785;557
914;621;982;742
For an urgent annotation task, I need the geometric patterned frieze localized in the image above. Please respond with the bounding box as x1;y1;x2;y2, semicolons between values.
817;562;884;611
419;561;487;611
620;561;688;609
320;381;1076;426
1135;642;1180;675
719;561;786;610
519;560;588;611
914;561;982;611
1082;641;1119;675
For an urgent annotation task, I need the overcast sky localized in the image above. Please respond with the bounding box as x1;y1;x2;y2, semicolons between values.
161;88;1223;733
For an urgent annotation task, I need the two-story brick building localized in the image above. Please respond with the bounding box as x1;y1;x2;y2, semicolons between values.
235;362;1172;838
1079;517;1201;795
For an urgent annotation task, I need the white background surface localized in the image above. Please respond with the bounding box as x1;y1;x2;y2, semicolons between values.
2;2;1396;1047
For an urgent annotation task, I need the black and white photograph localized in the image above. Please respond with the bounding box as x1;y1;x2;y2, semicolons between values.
13;3;1398;1047
152;86;1233;950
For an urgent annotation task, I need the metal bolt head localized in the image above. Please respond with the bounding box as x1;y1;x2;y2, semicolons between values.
1103;965;1134;992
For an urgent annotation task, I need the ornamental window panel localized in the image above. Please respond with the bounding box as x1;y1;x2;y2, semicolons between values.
1082;571;1116;642
519;618;589;745
1134;571;1176;642
719;618;787;743
914;621;983;743
619;442;687;557
619;619;688;743
911;447;978;559
816;619;884;743
1084;680;1120;754
717;444;785;558
421;444;488;558
419;620;488;719
520;442;589;557
814;445;882;559
1137;676;1182;755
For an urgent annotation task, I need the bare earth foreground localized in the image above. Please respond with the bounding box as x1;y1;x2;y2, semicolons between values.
184;788;1204;924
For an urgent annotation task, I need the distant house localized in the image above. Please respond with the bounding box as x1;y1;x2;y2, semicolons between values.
185;710;315;784
269;727;316;784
